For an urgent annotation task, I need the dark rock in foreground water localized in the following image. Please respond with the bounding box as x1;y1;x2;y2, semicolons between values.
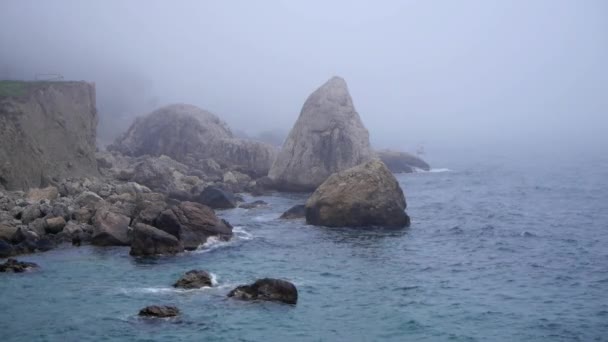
130;223;183;256
279;204;306;219
173;269;213;289
195;186;236;209
0;258;39;272
228;278;298;305
306;159;410;228
138;305;180;318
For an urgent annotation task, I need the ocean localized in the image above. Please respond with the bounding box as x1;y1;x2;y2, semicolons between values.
1;151;607;341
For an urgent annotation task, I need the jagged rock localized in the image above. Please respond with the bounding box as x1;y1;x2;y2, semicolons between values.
45;217;66;234
156;201;233;250
228;278;298;305
239;200;268;209
0;81;99;191
279;205;306;219
0;258;38;272
306;159;410;228
194;186;236;209
129;223;183;256
173;269;213;289
26;186;59;203
91;208;131;246
138;305;180;318
376;149;430;173
109;104;277;177
268;77;373;191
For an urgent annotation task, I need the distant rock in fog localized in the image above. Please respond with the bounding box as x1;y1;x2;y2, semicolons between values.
0;81;99;190
268;76;373;191
306;159;410;228
109;104;277;177
376;149;430;173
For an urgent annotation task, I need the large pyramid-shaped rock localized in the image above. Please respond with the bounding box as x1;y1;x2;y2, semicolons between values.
109;104;276;177
268;77;373;191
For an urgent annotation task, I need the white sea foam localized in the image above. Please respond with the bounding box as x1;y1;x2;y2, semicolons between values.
416;168;452;173
189;226;253;254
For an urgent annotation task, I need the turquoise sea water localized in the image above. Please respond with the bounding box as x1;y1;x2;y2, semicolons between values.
1;152;607;341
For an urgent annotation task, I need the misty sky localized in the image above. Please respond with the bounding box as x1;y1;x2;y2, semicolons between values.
1;0;606;154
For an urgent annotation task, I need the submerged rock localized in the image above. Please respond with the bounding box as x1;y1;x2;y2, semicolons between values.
173;269;213;289
129;223;183;256
228;278;298;305
279;204;306;219
306;159;410;228
138;305;180;318
0;258;39;272
268;77;373;191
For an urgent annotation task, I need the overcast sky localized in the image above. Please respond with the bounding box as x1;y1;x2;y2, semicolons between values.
1;0;606;155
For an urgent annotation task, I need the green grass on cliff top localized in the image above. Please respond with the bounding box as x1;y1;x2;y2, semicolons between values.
0;80;28;97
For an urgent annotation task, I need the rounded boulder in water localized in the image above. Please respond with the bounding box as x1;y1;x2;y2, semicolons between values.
228;278;298;305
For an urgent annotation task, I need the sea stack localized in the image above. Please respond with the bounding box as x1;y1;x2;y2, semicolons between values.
268;77;373;191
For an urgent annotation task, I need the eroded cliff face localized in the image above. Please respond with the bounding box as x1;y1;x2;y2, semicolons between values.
0;81;99;190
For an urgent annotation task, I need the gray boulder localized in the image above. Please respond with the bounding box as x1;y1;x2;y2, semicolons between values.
268;77;373;191
129;223;183;256
156;201;232;250
305;159;410;228
91;208;131;246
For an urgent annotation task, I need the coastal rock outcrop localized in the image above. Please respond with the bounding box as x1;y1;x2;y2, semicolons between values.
108;104;277;177
156;201;233;250
376;149;430;173
305;159;410;228
0;81;99;190
268;77;373;191
228;278;298;305
129;223;183;256
195;186;236;209
173;269;214;289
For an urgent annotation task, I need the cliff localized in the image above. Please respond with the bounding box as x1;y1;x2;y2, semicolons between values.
0;81;99;190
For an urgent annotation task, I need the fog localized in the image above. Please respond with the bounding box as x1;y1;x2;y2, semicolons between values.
1;0;606;157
